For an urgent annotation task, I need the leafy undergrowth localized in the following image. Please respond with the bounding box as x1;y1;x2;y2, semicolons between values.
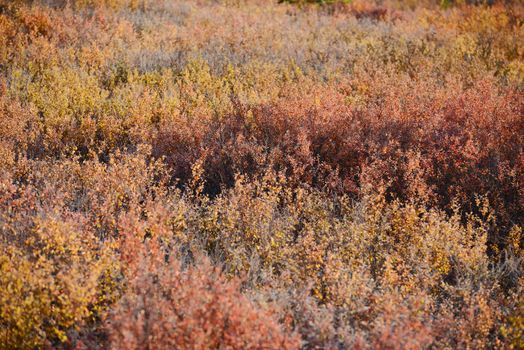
0;0;523;349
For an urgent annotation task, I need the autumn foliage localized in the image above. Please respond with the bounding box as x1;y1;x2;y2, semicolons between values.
0;0;523;349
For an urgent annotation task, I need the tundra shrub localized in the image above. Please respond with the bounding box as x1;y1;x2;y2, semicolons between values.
0;0;522;348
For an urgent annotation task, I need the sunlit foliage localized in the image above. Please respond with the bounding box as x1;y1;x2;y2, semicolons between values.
0;0;522;348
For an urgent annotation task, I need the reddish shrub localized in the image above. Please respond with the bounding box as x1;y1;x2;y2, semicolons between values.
108;241;300;350
154;77;523;250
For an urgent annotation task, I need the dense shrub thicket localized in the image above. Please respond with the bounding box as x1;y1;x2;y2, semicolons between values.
0;0;523;349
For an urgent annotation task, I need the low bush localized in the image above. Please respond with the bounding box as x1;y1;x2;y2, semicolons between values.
0;0;522;348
